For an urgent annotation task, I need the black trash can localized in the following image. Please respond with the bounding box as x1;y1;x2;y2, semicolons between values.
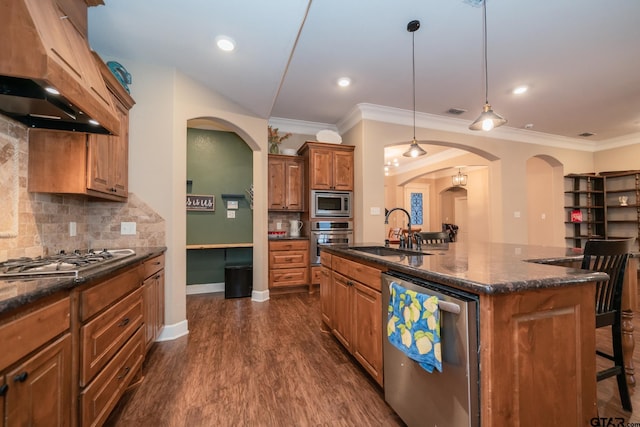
224;265;252;298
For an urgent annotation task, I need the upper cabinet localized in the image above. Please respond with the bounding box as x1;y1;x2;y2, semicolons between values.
268;155;304;211
28;54;135;202
298;142;354;191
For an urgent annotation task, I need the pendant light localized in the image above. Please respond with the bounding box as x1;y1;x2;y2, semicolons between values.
452;168;468;186
469;0;506;131
403;20;427;158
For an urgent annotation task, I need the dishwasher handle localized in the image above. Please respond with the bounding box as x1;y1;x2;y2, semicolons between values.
439;300;461;315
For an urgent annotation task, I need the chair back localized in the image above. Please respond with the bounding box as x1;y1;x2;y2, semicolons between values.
417;231;449;244
581;239;630;326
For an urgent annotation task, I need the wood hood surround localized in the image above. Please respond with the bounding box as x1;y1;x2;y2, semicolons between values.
0;0;119;135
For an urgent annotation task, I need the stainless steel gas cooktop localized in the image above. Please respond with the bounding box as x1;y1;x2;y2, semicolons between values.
0;249;136;280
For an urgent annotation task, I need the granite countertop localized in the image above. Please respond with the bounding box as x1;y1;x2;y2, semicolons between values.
0;247;166;315
325;242;610;295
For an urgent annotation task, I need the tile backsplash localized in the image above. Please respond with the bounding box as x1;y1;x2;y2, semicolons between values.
0;115;165;261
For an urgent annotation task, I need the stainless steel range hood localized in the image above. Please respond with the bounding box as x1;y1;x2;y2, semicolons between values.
0;0;119;135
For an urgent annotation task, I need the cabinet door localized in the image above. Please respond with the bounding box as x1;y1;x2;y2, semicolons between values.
320;267;332;327
87;133;112;194
352;281;383;386
110;100;129;197
331;272;352;351
6;334;71;427
143;276;157;351
285;159;304;210
309;148;333;190
268;157;286;209
332;150;354;191
0;377;6;426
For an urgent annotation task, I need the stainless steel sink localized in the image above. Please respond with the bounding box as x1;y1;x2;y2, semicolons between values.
349;246;430;257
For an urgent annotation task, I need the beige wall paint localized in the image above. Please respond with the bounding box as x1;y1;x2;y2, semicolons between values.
595;138;640;172
123;61;269;333
355;118;598;245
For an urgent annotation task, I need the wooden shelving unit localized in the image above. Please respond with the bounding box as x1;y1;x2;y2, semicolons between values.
564;174;605;248
602;170;640;251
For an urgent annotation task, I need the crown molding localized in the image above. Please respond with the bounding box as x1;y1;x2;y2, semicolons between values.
268;117;337;136
272;104;640;152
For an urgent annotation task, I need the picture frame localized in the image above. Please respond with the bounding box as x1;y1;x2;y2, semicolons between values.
187;194;215;211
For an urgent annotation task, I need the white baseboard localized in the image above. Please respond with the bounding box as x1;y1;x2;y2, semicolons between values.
186;282;224;295
251;289;269;302
156;319;189;342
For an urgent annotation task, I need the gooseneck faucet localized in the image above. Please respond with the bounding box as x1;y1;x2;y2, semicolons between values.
385;207;413;249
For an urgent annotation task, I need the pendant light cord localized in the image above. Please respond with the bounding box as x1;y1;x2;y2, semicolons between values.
483;0;489;104
412;29;416;141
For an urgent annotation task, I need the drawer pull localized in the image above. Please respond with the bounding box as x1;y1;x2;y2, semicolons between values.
13;372;28;383
154;274;160;280
117;366;131;380
118;318;130;327
0;384;8;396
153;261;161;265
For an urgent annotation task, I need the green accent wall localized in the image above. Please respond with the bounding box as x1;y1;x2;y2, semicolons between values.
186;129;253;285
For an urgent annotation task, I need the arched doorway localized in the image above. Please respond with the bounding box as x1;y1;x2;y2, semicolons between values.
526;155;564;246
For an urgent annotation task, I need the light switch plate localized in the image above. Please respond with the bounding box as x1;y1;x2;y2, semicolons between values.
120;222;136;235
227;210;236;219
227;200;239;209
370;207;381;215
69;222;77;237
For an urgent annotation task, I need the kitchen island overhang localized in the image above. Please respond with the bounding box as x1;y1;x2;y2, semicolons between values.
322;242;612;426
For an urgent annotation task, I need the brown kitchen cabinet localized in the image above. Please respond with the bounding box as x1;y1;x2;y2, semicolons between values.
298;142;354;191
77;264;145;427
27;53;134;202
268;155;304;211
143;254;165;352
319;251;332;327
0;296;72;427
268;240;310;289
325;254;383;386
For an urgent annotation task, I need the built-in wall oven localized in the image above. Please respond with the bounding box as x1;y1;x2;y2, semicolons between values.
310;220;353;264
382;271;480;427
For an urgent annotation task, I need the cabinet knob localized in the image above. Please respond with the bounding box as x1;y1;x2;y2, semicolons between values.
0;384;8;396
118;317;130;327
117;366;131;380
13;372;28;383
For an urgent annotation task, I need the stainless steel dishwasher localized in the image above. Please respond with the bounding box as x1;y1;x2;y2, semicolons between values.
382;272;480;427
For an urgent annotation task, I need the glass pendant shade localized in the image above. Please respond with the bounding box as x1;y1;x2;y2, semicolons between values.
452;169;468;186
403;139;427;158
468;103;507;131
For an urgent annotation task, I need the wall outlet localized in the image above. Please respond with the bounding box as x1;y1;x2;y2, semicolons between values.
370;207;381;215
227;210;236;219
69;222;77;237
276;222;282;230
120;222;136;235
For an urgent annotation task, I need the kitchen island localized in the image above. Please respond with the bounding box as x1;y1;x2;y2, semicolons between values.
321;242;612;426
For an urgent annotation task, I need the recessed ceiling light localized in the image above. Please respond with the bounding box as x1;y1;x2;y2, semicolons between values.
337;77;351;87
216;36;235;52
524;123;534;129
513;85;528;95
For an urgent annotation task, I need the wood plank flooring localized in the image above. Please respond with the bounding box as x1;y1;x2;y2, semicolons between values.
105;292;403;426
106;291;640;426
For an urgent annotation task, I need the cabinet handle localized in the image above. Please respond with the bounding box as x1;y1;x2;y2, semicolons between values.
154;274;160;280
153;261;161;265
347;280;354;287
117;366;131;380
0;384;8;396
13;372;28;383
118;317;130;327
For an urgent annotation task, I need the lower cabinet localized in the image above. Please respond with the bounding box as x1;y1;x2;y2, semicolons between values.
4;334;72;427
143;254;165;351
0;296;72;427
319;252;332;327
323;253;384;386
268;240;309;289
77;264;145;427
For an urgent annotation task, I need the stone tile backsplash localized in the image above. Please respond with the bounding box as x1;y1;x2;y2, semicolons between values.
0;115;165;261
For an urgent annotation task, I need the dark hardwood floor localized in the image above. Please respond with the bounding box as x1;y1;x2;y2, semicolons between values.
106;292;403;426
106;291;640;426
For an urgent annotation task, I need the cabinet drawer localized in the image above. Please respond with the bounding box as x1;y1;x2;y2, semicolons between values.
270;268;308;287
311;266;321;285
332;256;381;291
0;297;70;370
80;288;143;386
79;265;142;321
80;328;144;427
320;251;332;267
269;240;308;251
270;250;308;268
143;254;165;279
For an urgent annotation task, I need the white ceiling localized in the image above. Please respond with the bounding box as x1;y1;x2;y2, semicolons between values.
88;0;640;160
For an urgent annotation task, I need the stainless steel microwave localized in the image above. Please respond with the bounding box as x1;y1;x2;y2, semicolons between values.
311;190;352;218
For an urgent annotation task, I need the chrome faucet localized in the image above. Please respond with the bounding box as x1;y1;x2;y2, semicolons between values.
385;207;413;249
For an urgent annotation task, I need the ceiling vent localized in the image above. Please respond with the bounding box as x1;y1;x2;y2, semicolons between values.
578;132;596;137
447;108;467;115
